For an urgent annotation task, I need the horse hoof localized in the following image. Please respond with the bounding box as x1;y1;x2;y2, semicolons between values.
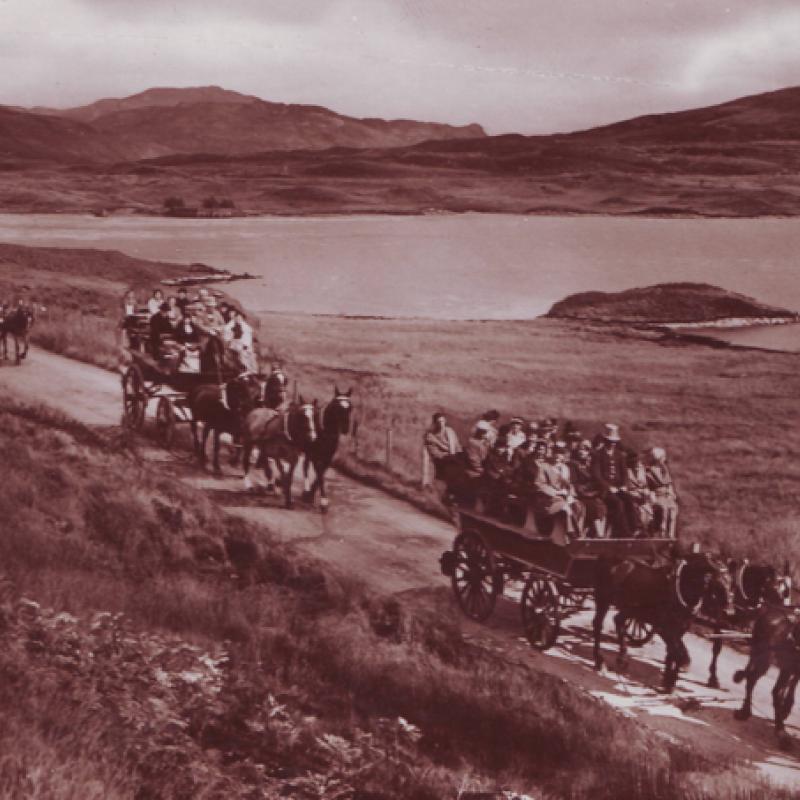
778;733;794;752
320;503;329;515
733;708;751;722
265;484;276;495
301;490;313;503
708;677;720;690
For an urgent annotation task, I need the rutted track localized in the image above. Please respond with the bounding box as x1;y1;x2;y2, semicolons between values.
2;347;800;787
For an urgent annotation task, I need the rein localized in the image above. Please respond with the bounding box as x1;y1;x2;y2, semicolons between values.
673;560;703;614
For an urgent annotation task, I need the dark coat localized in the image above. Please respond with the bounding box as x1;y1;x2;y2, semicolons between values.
591;446;628;495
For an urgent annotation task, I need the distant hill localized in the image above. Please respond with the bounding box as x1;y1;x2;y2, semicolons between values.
546;283;799;324
16;85;486;161
5;84;800;215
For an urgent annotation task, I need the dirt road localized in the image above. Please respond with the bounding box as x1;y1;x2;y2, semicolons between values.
2;348;799;787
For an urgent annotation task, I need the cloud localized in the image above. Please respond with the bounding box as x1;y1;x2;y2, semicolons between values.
1;0;799;132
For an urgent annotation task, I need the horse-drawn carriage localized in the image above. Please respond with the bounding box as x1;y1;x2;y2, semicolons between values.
440;505;676;650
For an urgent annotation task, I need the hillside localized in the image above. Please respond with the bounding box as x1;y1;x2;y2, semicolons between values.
546;282;799;323
13;85;485;162
4;84;800;214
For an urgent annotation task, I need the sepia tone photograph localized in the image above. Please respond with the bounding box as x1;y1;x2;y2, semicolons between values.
1;1;799;797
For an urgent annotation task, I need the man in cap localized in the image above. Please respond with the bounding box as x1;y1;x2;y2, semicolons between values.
506;417;526;452
591;423;631;538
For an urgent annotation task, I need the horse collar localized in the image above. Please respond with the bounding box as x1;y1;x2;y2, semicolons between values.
674;560;703;613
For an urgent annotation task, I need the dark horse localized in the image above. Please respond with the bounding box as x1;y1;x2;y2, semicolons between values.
734;603;800;748
593;549;734;692
301;386;353;512
241;398;317;509
705;559;792;688
188;372;264;474
1;304;35;365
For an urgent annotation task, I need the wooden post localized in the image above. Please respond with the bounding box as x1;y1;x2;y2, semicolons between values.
385;427;393;469
421;446;432;488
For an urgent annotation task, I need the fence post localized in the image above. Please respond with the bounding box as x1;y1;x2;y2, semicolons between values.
385;427;393;470
421;446;432;488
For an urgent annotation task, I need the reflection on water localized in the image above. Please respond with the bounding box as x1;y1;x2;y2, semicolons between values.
1;213;800;325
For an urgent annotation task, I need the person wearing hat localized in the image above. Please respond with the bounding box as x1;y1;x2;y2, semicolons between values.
196;295;226;335
570;439;607;538
647;447;678;538
477;409;501;447
482;432;515;516
506;417;526;452
591;423;631;538
533;441;585;538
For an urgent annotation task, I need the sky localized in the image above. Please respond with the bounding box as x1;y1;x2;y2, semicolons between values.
1;0;800;134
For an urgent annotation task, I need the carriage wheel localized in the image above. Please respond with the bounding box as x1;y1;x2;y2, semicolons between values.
122;365;146;430
521;575;560;651
451;530;502;622
624;617;655;647
155;397;175;448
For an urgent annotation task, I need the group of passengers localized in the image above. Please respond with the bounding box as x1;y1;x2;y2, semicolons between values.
121;286;256;372
424;411;678;539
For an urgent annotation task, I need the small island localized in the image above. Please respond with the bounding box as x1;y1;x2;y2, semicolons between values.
546;282;799;327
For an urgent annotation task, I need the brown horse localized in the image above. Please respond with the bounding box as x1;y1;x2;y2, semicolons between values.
1;304;35;365
593;550;734;693
705;560;792;688
734;603;800;748
241;398;317;508
188;372;264;474
301;386;353;512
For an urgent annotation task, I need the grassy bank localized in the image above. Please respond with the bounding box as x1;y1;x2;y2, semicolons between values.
3;394;786;799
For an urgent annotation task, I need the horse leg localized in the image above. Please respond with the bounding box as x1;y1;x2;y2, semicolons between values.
613;610;629;672
777;673;800;749
302;454;314;503
13;334;20;366
212;429;223;475
263;455;276;493
242;441;254;491
283;457;297;509
593;599;610;672
317;463;329;513
734;650;770;721
772;668;792;740
199;423;211;466
708;628;722;689
662;635;679;693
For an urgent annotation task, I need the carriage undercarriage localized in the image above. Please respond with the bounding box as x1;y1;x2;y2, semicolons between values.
441;507;674;650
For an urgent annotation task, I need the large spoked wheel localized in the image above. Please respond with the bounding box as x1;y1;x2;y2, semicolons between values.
451;530;503;622
122;365;147;430
521;575;560;651
155;397;175;448
624;617;655;647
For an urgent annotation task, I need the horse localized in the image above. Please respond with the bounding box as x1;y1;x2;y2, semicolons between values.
264;366;289;410
593;549;734;693
705;559;792;688
241;397;317;509
187;372;264;474
1;304;35;364
734;604;800;748
301;386;353;512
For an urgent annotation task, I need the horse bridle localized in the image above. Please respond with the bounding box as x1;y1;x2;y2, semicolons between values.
318;395;351;433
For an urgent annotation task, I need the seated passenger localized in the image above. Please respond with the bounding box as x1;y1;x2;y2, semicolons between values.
481;433;515;516
623;450;654;537
196;295;226;335
476;409;501;446
224;310;254;351
227;320;257;373
149;302;176;361
570;439;607;538
591;423;632;538
647;447;678;538
147;288;165;316
423;412;462;483
506;417;526;451
534;441;585;538
450;421;491;508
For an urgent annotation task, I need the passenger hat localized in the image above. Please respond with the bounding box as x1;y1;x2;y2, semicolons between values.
553;440;568;452
527;421;540;432
651;446;667;461
579;439;593;450
603;423;621;442
510;417;524;426
475;420;491;433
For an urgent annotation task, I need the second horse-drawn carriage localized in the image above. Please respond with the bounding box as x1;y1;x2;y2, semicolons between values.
440;505;675;651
